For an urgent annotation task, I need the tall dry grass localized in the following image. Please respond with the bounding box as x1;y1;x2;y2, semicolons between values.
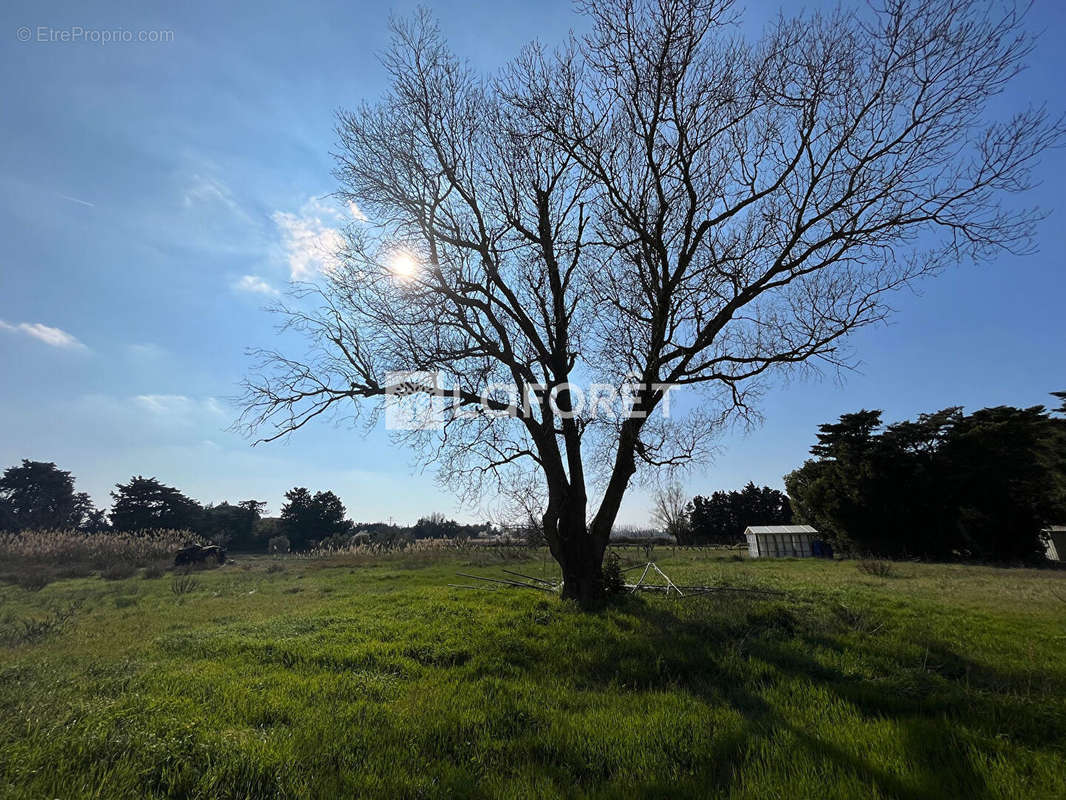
0;529;206;589
307;536;533;568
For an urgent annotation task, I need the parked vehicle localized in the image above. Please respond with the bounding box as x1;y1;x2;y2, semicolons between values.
174;543;226;566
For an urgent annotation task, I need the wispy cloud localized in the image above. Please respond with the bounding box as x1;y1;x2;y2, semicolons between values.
273;196;363;280
57;193;95;208
182;173;253;224
232;274;280;296
134;394;191;414
71;393;229;451
0;319;88;350
134;394;224;418
127;342;165;359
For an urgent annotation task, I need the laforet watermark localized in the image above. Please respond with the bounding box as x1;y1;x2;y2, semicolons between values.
384;370;680;431
16;26;175;44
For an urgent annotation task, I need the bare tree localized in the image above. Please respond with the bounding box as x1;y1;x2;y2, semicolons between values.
240;0;1063;603
651;483;689;541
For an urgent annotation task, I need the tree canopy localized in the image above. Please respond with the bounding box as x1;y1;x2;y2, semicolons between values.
199;500;267;550
0;460;101;532
279;488;351;551
109;476;203;533
232;0;1062;600
785;399;1066;560
685;483;792;545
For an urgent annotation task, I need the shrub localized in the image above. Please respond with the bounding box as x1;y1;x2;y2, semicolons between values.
54;565;93;580
317;532;354;551
13;571;50;592
603;552;626;596
101;562;138;581
171;573;198;597
857;559;894;578
268;535;290;554
142;564;165;579
0;600;83;646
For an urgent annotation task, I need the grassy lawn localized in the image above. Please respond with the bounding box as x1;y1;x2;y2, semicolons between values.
1;549;1064;799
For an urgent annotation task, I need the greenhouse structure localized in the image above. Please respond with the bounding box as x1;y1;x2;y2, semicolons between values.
744;525;820;558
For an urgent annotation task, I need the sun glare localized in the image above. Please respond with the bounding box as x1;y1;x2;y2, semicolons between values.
389;251;419;281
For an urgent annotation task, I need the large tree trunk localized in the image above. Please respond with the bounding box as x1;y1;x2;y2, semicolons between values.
557;529;607;605
540;421;638;607
543;494;609;606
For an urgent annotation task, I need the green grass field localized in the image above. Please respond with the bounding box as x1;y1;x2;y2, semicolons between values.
1;549;1064;799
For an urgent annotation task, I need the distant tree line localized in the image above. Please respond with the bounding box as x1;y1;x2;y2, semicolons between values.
646;481;792;545
6;392;1062;561
0;461;490;553
684;483;792;545
0;465;274;549
786;395;1066;561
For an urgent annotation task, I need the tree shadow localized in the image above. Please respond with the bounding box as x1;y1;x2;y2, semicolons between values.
478;594;1061;798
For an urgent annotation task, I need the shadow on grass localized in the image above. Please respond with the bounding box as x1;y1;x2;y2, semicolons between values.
473;594;1060;799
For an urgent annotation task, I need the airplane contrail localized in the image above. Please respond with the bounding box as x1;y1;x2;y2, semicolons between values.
58;193;95;208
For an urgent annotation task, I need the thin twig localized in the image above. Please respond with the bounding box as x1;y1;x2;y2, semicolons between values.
501;568;558;586
455;572;555;592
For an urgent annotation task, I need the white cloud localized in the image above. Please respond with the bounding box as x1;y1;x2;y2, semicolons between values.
134;394;191;414
273;196;363;280
347;200;368;222
65;393;232;456
0;319;87;350
183;173;244;215
127;342;165;359
232;274;280;296
134;394;225;419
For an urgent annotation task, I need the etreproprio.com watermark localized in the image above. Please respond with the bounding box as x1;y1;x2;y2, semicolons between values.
385;370;680;431
16;26;174;44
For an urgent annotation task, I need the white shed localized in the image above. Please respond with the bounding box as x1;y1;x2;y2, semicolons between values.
744;525;818;558
1043;526;1066;561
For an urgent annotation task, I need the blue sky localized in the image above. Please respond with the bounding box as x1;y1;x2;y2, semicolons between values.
1;0;1064;524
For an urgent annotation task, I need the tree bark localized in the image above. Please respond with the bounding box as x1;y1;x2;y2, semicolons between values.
542;488;608;606
537;419;639;607
556;526;607;606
